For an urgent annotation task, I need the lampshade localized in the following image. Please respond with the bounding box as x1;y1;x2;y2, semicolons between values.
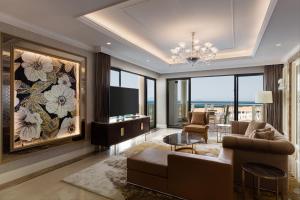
255;91;273;103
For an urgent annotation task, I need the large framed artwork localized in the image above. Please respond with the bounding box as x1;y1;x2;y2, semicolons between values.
11;47;80;151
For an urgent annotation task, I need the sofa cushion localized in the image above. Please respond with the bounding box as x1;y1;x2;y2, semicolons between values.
245;121;266;137
127;148;169;178
254;130;275;140
184;124;207;132
191;112;206;125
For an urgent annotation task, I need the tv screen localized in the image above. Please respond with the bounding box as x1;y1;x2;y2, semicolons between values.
110;86;139;116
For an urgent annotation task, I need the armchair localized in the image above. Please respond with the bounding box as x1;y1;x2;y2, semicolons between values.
183;112;209;143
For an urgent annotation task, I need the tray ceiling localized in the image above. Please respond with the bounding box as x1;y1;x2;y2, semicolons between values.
81;0;275;64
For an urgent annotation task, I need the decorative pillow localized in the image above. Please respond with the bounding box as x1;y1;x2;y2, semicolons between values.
191;112;206;125
245;121;266;137
248;130;256;139
254;130;275;140
256;128;271;132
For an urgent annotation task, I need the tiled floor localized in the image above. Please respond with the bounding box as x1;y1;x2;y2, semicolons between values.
0;129;179;200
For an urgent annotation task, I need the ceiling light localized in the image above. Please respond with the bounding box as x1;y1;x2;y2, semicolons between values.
106;42;111;45
275;43;281;47
146;59;150;62
170;32;218;65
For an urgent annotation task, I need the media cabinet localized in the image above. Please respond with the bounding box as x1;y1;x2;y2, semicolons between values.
91;116;150;148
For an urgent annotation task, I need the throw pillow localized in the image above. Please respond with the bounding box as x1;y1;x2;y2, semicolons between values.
191;112;206;125
256;128;271;132
254;130;275;140
244;121;266;137
248;130;256;139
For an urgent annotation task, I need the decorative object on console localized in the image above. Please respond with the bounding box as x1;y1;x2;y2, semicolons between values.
12;48;80;151
170;32;218;65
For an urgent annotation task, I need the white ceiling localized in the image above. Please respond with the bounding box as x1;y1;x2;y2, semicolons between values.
0;0;299;74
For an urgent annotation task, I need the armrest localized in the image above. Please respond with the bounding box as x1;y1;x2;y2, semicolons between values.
222;136;295;155
167;150;233;200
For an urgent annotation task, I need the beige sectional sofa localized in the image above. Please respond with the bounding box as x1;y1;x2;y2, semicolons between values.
222;121;295;199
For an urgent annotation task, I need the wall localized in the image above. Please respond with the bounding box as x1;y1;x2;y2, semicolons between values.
0;21;95;185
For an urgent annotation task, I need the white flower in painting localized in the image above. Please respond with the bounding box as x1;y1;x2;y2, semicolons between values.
15;107;43;141
14;91;19;107
58;74;71;87
21;52;53;82
57;116;78;137
44;85;76;118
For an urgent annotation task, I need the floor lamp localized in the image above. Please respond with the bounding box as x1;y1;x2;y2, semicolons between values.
255;91;273;121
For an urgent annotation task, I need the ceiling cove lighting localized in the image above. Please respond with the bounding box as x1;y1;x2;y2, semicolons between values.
170;32;218;65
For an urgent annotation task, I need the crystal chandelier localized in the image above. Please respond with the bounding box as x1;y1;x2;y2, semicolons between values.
170;32;218;65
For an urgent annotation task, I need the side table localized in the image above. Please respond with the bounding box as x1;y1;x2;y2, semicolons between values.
242;162;287;200
216;123;231;143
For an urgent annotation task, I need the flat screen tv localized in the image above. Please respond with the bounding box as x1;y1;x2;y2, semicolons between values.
110;86;139;116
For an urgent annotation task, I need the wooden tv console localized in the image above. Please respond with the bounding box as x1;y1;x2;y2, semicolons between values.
91;116;150;148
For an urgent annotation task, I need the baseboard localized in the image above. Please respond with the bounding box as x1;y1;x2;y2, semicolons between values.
0;145;95;188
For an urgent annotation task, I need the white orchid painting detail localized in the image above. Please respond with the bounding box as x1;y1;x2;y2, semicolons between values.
44;85;76;118
13;48;80;150
21;51;53;82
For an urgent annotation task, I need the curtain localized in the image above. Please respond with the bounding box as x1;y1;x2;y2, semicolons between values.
264;64;283;133
95;52;110;122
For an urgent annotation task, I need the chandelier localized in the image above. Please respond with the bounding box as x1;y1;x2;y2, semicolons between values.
170;32;218;65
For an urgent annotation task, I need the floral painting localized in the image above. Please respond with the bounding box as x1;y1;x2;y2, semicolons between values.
12;48;80;151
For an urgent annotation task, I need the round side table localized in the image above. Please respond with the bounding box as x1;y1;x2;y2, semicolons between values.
242;162;287;200
216;123;231;143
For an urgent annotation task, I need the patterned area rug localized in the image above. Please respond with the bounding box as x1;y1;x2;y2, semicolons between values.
63;131;300;200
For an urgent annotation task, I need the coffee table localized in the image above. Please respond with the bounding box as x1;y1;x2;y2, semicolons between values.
163;132;205;154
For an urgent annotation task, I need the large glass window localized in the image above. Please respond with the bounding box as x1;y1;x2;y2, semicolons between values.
238;75;264;121
146;78;156;128
167;74;264;127
121;71;140;89
191;76;234;124
110;69;120;86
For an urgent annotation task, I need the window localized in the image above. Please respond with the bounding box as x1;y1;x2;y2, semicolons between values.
167;74;264;127
110;69;120;86
121;71;140;89
237;75;264;121
191;76;234;124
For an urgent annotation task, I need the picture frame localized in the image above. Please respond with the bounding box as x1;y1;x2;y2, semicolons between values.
10;46;81;151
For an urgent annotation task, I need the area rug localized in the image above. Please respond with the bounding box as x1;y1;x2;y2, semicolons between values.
63;132;300;200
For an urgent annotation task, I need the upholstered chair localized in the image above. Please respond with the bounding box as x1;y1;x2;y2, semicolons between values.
183;112;209;143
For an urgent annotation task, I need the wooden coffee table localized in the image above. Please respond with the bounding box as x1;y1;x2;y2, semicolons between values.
163;132;205;154
242;162;287;200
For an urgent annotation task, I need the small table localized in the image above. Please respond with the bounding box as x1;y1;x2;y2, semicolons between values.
242;162;287;200
163;132;205;154
216;123;231;142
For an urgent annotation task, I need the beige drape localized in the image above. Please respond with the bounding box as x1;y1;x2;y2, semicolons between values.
264;64;283;133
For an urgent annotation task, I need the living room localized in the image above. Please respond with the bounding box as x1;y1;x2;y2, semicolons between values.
0;0;299;200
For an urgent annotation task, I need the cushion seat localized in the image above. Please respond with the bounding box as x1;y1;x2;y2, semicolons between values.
127;148;169;178
184;124;208;132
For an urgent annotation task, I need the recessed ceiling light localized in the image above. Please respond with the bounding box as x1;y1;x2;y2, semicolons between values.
275;43;281;47
106;42;111;45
